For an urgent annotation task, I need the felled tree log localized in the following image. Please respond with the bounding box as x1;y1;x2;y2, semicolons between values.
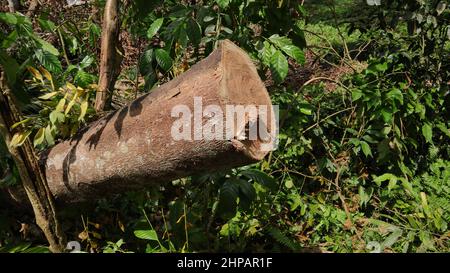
42;40;276;203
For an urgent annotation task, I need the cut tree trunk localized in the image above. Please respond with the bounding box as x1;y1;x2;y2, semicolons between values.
95;0;122;111
42;40;276;203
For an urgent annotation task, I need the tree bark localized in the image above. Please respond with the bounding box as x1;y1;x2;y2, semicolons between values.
95;0;122;112
42;40;276;203
7;0;20;12
0;74;66;253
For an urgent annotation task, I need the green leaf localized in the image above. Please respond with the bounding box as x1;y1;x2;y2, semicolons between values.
187;18;202;45
0;13;18;25
422;123;433;143
269;35;305;64
147;18;164;39
236;179;256;202
79;55;94;69
38;18;56;32
35;37;59;56
44;125;55;146
35;49;62;73
74;70;97;87
373;173;397;186
352;89;363;101
387;88;403;104
49;110;64;125
284;178;294;189
380;107;393;123
216;0;230;9
139;49;154;75
217;180;239;219
269;50;288;83
240;169;278;191
154;48;172;71
298;103;313;115
134;230;158;241
261;41;276;66
360;141;373;157
0;51;20;85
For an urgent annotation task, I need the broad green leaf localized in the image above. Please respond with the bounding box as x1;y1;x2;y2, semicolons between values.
269;35;305;64
284;178;294;189
373;173;397;186
380;107;393;123
422;123;433;143
74;70;97;87
0;51;20;85
187;18;202;45
217;180;239;219
352;89;363;101
79;55;94;69
236;179;256;201
35;49;62;73
0;13;18;25
216;0;230;9
139;49;154;75
1;30;18;49
134;230;158;241
360;141;373;157
382;229;403;248
261;41;276;66
298;103;313;115
35;37;59;56
38;18;56;32
387;88;403;104
147;18;164;39
44;125;55;146
49;110;64;125
240;169;278;191
269;50;288;83
154;48;172;71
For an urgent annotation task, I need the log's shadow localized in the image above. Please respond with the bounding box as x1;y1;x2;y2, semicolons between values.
57;93;148;195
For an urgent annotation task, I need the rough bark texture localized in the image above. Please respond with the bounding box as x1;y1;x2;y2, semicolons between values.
0;74;65;253
42;40;276;203
95;0;122;111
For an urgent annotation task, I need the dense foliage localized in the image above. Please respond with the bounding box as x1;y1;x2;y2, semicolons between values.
0;0;449;253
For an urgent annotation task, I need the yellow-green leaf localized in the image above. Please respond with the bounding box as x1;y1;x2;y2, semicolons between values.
33;128;45;147
79;100;88;121
65;96;77;115
11;118;32;130
56;98;66;112
39;92;58;100
9;130;32;148
66;82;77;91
